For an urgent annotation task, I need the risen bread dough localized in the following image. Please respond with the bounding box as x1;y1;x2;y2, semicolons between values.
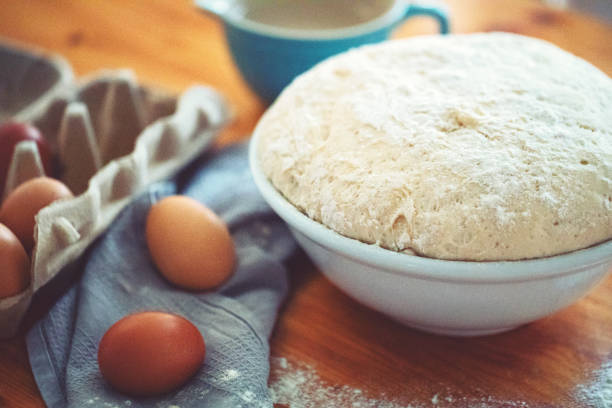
256;33;612;261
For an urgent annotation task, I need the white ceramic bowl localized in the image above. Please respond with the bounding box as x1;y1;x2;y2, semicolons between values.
249;133;612;336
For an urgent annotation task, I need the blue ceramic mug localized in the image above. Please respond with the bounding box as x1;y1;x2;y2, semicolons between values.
196;0;449;103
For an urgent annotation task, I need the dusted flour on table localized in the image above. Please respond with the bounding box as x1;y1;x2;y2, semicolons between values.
577;361;612;408
256;33;612;261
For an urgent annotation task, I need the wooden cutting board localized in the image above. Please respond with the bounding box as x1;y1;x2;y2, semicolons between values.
0;0;610;407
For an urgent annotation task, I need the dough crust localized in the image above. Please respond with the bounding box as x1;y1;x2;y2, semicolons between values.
256;33;612;261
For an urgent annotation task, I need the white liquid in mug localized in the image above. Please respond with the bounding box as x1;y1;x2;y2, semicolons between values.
242;0;393;30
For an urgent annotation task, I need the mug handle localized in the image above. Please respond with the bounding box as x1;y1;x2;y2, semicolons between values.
402;3;450;34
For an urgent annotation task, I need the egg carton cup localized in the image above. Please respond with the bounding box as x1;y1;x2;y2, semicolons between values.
0;43;230;338
0;38;74;123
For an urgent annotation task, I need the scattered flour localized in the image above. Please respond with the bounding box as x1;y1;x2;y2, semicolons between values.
268;357;530;408
81;357;610;407
268;358;411;408
220;368;241;382
576;361;612;408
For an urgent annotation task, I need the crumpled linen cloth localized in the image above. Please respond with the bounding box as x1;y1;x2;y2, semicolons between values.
26;143;296;408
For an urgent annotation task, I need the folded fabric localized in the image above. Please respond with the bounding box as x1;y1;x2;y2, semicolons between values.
27;143;296;408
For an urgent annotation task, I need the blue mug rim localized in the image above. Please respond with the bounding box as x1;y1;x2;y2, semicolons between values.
197;0;429;41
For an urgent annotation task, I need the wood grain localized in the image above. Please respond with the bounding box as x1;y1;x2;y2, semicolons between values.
0;1;611;407
272;255;612;407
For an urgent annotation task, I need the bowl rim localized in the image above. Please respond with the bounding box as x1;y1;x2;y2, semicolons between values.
196;0;405;41
249;129;612;284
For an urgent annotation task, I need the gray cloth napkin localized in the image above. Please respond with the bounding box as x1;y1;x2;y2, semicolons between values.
26;143;296;408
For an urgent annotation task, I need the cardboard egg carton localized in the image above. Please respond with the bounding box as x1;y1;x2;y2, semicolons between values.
0;42;230;337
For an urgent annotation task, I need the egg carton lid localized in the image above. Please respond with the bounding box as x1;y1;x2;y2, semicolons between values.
0;41;231;338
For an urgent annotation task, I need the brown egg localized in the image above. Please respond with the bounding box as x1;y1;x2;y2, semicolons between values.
0;223;30;298
145;195;235;291
98;311;205;397
0;177;73;251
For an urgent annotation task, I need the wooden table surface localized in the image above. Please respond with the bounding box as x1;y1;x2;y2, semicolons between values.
1;1;611;407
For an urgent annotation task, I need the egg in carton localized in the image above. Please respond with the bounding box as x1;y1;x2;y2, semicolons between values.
0;46;230;338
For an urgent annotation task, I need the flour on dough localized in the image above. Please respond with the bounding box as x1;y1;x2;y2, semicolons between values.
256;33;612;261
